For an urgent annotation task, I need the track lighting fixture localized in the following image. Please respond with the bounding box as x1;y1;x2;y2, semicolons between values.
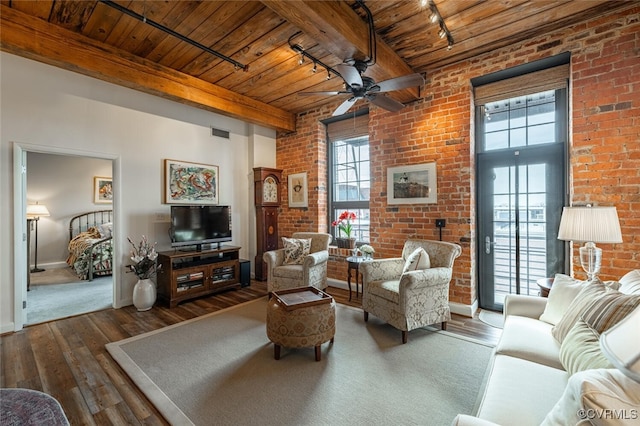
312;62;317;73
422;0;454;51
326;70;331;81
298;53;305;65
289;33;342;82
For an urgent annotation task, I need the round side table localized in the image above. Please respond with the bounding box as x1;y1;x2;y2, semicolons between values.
346;256;370;301
537;277;554;298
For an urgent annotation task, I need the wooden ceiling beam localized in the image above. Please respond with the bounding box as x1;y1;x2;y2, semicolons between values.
262;0;420;101
0;5;296;133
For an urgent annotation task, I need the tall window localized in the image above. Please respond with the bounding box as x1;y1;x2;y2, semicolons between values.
326;113;370;243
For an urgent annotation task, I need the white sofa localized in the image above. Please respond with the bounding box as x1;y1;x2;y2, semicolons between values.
453;270;640;426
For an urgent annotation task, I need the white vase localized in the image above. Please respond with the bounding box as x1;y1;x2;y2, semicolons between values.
133;278;156;311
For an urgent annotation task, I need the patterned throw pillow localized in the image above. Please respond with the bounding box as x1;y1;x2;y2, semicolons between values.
551;278;608;343
580;290;640;334
402;247;431;274
282;237;311;265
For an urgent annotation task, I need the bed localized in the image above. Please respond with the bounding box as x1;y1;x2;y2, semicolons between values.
66;210;113;281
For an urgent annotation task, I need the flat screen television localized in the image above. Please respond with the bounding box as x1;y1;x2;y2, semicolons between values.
170;205;232;250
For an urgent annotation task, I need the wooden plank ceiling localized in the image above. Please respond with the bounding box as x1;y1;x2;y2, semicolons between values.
0;0;631;132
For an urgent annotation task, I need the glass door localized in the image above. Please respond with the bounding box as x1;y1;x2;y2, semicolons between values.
476;90;567;311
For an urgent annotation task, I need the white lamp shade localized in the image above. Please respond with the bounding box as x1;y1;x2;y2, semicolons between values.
600;306;640;383
557;206;622;243
26;203;50;219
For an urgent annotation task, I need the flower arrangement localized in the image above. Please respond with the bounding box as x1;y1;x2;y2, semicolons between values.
127;236;161;279
332;211;357;239
359;244;375;256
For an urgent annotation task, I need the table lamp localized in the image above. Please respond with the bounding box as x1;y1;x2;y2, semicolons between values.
557;205;622;280
600;305;640;383
27;202;50;273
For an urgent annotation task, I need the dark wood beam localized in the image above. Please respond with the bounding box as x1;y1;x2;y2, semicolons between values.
262;0;420;102
0;5;296;133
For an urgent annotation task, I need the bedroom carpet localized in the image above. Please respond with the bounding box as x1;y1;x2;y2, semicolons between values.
107;298;494;426
27;276;112;325
29;267;80;285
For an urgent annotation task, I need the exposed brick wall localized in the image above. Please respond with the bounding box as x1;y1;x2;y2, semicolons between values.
276;5;640;306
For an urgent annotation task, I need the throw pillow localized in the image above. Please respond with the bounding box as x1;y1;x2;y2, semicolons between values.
539;274;584;326
559;320;612;376
580;290;640;334
282;237;311;265
402;247;430;274
98;222;113;239
541;368;640;426
619;269;640;294
551;278;608;343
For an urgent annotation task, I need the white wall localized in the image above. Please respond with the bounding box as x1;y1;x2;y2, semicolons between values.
1;52;277;332
27;152;112;267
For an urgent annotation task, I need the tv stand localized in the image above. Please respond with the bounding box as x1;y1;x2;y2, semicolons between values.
157;246;241;308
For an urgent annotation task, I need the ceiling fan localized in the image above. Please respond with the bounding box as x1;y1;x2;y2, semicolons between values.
293;0;424;116
299;60;424;116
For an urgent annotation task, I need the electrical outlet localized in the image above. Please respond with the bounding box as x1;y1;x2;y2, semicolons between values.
435;219;446;228
154;212;170;223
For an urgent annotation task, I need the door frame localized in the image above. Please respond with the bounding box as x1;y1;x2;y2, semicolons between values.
13;142;121;331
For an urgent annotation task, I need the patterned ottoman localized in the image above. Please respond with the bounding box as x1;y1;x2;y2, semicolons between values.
266;286;336;361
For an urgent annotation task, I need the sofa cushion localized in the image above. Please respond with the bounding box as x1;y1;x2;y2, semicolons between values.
541;368;640;426
496;315;563;370
476;354;567;426
282;237;311;265
539;274;584;326
559;320;612;376
551;278;609;343
402;247;430;274
619;269;640;294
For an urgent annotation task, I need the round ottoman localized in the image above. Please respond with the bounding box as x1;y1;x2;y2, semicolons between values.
266;289;336;361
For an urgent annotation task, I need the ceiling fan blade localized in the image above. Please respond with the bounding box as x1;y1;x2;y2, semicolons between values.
367;95;405;112
372;73;424;93
333;97;359;116
335;64;363;88
298;91;346;96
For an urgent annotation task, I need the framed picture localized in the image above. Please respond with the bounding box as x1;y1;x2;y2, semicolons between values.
94;176;113;204
164;159;219;205
288;172;308;208
387;162;437;205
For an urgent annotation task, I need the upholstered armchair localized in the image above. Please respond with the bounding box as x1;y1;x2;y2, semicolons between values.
263;232;333;293
360;239;462;344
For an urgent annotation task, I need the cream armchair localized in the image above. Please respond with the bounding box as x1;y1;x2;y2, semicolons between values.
360;239;462;344
263;232;332;293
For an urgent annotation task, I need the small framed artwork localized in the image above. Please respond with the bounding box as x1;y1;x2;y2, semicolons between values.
164;159;219;205
94;176;113;204
387;162;437;205
288;172;308;208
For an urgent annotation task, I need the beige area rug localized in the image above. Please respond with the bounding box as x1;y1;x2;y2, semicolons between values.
478;309;505;329
29;267;81;285
107;298;494;426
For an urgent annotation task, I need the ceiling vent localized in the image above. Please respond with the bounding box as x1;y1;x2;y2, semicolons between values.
211;127;230;139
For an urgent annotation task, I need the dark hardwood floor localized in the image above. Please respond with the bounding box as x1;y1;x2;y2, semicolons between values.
1;281;501;425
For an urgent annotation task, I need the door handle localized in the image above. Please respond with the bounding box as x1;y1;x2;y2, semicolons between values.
485;236;495;254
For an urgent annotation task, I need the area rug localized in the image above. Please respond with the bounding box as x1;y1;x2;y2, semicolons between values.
478;309;505;329
27;276;112;325
107;298;494;426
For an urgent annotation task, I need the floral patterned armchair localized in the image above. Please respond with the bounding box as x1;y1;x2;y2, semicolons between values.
263;232;333;293
360;239;462;344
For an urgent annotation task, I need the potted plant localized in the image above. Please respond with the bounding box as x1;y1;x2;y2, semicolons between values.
332;211;357;249
128;236;161;311
359;244;375;259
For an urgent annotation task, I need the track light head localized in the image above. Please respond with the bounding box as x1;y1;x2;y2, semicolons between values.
298;54;305;65
438;28;446;39
312;62;317;73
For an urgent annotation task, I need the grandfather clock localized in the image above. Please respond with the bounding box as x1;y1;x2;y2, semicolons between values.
253;167;282;281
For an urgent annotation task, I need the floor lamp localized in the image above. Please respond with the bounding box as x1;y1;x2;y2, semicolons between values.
27;203;50;273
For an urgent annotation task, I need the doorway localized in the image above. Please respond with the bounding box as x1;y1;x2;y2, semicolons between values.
476;89;567;311
14;143;118;330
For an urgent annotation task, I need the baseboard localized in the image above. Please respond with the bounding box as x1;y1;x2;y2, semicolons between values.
450;299;478;318
1;322;16;335
30;261;68;270
329;278;478;318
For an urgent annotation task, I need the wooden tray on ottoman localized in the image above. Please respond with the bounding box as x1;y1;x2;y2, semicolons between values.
271;286;333;311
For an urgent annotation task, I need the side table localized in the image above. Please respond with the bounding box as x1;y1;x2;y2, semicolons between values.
346;256;370;301
537;277;554;298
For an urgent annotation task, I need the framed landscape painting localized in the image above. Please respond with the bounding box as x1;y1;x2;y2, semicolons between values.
94;176;113;204
164;159;219;205
387;162;437;205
